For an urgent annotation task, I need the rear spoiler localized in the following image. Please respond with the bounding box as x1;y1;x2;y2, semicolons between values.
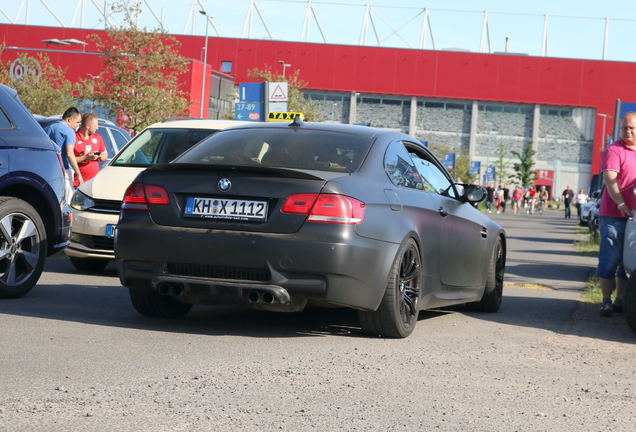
146;163;349;181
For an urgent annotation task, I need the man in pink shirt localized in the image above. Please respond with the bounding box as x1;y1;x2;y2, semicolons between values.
596;112;636;316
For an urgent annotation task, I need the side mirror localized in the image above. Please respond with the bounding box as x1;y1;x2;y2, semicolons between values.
459;184;486;203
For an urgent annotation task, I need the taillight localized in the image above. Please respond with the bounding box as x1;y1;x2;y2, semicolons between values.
122;182;170;211
282;193;365;224
281;193;319;214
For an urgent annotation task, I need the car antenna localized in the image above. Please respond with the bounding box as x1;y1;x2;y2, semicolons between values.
289;116;304;127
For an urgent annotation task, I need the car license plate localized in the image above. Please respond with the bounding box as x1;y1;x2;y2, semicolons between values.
184;197;268;221
105;224;115;238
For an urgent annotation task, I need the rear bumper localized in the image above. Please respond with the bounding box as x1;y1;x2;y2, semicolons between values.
115;217;400;311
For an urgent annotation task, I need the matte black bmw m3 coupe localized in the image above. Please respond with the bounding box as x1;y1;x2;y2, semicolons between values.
115;119;506;338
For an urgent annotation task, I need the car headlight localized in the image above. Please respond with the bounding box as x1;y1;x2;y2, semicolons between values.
70;189;95;211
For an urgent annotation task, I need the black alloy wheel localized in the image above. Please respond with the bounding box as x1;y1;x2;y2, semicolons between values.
0;197;47;299
358;238;421;338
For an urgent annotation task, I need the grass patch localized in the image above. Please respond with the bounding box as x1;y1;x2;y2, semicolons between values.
581;276;602;304
573;228;600;257
574;225;603;305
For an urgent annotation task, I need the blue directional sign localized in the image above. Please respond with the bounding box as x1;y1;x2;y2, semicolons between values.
443;153;455;170
235;102;264;122
469;161;480;175
239;83;264;102
485;166;496;182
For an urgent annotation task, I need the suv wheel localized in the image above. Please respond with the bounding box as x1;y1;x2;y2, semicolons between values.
0;197;47;298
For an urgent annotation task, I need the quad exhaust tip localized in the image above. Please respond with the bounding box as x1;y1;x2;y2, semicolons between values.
157;282;184;297
247;290;276;304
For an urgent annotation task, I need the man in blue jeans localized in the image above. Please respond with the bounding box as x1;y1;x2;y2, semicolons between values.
562;185;574;218
596;112;636;317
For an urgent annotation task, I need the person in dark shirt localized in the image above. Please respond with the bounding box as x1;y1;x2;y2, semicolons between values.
502;183;510;213
485;182;495;213
561;185;575;219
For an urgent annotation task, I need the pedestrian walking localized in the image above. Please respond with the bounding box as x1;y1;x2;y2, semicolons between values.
512;185;523;215
502;183;510;213
596;112;636;317
485;182;495;213
562;185;575;219
575;189;588;217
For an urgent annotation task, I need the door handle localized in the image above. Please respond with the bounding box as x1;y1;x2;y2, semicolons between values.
438;207;449;217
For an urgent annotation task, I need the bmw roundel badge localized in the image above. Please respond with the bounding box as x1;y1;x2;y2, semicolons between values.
218;178;231;192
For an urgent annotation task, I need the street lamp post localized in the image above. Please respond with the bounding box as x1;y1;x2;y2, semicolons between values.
199;10;210;118
86;74;100;113
485;122;493;183
597;113;613;151
278;60;291;78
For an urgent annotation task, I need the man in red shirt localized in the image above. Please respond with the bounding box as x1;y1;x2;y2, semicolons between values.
596;112;636;316
74;113;108;186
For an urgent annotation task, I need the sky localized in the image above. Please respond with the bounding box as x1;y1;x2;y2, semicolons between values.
2;0;636;62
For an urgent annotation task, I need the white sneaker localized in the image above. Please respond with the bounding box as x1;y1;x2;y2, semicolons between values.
497;211;500;214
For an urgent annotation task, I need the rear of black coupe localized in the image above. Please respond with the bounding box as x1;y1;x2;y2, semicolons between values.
115;121;505;338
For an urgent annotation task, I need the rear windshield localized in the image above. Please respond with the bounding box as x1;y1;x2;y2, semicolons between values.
176;128;373;172
112;127;220;167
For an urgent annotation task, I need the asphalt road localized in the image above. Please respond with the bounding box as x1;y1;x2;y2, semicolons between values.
0;208;634;431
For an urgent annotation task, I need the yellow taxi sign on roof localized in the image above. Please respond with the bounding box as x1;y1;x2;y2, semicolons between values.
268;112;305;122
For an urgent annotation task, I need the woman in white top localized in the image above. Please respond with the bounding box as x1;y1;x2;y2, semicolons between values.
575;189;588;217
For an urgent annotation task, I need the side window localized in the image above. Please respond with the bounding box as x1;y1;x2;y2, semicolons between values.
111;129;130;152
384;141;421;189
409;149;457;198
94;129;115;156
0;108;12;129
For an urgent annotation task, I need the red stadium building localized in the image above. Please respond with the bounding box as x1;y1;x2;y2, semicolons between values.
2;22;635;192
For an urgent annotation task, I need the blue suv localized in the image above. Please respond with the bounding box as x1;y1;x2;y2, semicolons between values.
0;84;71;298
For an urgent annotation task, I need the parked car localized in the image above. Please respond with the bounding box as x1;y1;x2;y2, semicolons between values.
34;114;132;167
115;120;506;338
66;119;250;271
588;193;601;235
623;217;636;332
0;84;71;298
579;190;599;226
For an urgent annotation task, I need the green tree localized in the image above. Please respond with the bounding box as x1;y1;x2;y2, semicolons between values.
511;143;536;187
0;47;76;115
492;142;513;185
246;65;322;121
426;142;476;183
89;0;190;133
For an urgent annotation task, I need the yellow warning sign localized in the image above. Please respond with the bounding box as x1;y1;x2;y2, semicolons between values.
268;112;305;122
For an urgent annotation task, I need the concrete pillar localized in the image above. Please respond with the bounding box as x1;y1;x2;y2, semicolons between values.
469;100;478;161
409;96;417;136
349;92;358;124
532;104;540;153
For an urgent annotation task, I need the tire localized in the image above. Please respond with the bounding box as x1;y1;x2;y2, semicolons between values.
589;213;598;235
129;288;192;318
69;256;110;272
467;236;504;313
0;197;47;299
358;238;421;338
625;274;636;333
